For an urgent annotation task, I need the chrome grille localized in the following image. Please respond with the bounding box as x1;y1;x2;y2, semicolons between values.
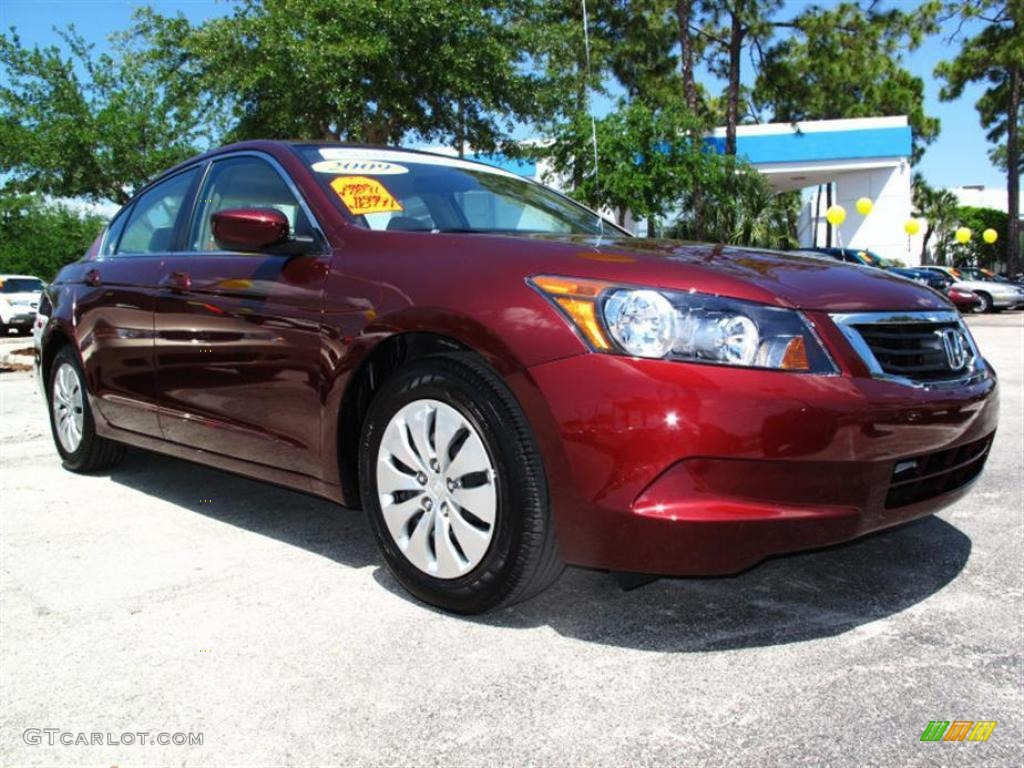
852;321;962;381
831;311;986;388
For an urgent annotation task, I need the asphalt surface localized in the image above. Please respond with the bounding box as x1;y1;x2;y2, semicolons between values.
1;314;1021;767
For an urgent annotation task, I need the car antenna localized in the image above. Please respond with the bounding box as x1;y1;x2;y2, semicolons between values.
581;0;605;239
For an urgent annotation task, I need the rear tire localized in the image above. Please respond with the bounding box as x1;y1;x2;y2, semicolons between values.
359;354;562;614
47;346;126;472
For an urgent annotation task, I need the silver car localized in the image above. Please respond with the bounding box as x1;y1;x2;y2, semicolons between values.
919;267;1024;313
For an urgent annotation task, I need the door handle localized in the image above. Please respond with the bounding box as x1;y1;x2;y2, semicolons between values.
160;271;192;293
84;268;101;287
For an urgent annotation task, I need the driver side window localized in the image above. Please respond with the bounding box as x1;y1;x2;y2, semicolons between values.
188;156;312;252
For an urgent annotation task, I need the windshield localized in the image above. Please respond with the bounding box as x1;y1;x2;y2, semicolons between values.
961;267;1007;282
857;250;887;268
0;278;44;293
295;146;624;237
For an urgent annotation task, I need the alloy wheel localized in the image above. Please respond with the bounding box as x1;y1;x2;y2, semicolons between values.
375;398;497;579
52;361;84;453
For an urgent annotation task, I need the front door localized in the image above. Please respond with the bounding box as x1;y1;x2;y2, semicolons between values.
154;154;329;477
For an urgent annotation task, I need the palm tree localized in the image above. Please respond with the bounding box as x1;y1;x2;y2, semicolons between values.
913;175;960;265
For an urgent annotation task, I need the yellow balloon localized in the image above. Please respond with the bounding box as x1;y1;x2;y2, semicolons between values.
855;197;873;215
982;228;998;244
825;204;846;226
903;218;921;236
955;227;972;244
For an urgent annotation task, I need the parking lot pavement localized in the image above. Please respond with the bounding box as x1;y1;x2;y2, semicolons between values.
1;314;1021;767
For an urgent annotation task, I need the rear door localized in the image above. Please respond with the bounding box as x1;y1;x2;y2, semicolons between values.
75;167;200;436
154;153;330;477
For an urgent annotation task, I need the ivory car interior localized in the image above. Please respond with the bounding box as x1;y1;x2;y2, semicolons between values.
35;141;999;613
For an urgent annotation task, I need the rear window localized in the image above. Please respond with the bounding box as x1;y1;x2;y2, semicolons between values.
295;146;623;237
1;278;44;293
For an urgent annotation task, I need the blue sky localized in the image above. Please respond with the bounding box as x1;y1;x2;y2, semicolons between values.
0;0;1006;190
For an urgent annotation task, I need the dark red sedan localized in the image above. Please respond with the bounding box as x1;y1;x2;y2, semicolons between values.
35;142;998;613
947;286;983;313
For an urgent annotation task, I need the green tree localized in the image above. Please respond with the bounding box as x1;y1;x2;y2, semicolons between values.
702;0;784;155
913;174;961;265
133;0;542;154
673;158;799;249
754;2;941;162
951;205;1010;268
544;101;723;235
936;0;1022;274
603;0;681;109
0;195;106;280
519;0;616;187
0;27;210;203
543;100;796;246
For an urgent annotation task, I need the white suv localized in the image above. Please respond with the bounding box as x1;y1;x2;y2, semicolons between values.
0;275;45;335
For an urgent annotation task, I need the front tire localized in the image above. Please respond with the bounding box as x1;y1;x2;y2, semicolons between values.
359;354;562;613
47;346;126;472
972;291;993;313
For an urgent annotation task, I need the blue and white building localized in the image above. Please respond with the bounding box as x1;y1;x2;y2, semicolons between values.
717;116;917;264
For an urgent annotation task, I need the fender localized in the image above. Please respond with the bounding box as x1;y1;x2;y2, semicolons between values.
319;304;580;513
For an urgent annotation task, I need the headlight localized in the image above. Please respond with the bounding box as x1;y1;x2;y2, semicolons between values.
530;275;836;373
602;289;676;358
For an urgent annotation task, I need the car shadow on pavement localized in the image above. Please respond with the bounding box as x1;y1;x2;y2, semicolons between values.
109;448;971;653
484;516;969;652
373;515;972;653
108;449;381;570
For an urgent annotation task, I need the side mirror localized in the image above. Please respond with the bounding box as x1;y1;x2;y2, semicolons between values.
211;208;291;252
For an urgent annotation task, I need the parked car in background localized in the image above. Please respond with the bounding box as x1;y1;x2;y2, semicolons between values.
888;267;952;291
958;266;1007;283
809;247;888;268
0;275;45;335
34;141;999;613
946;286;983;313
920;265;963;281
919;267;1024;313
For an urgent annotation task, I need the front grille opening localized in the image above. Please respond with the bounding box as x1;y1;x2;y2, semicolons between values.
853;321;969;382
886;435;993;508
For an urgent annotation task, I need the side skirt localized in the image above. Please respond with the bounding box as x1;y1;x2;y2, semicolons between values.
95;421;348;507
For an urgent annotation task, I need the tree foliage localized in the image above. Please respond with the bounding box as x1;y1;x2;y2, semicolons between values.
912;174;961;265
132;0;542;153
673;160;800;250
702;0;784;155
949;205;1010;268
0;196;106;280
936;0;1022;273
0;27;210;203
544;102;712;232
754;1;941;162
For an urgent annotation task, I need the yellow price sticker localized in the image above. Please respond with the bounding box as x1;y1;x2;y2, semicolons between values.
330;176;404;215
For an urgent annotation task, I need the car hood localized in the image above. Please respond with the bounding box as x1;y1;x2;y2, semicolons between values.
0;291;41;304
516;236;951;312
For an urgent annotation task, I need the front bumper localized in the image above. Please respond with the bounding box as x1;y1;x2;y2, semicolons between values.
1;310;35;328
525;347;998;576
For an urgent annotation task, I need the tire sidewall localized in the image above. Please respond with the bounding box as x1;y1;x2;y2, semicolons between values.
359;359;538;612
